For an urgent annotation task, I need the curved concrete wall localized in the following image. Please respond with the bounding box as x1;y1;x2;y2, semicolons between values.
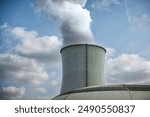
53;85;150;100
60;44;106;94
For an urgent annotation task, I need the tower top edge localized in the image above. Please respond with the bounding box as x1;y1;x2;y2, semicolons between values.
60;44;106;53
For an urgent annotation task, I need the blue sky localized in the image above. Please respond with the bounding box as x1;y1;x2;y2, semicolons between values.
0;0;150;99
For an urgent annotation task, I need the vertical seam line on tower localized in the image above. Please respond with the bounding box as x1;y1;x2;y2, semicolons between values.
85;44;88;87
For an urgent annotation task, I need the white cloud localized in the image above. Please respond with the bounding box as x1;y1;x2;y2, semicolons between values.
0;86;26;99
125;1;150;28
127;13;150;28
0;54;49;85
38;0;87;7
0;22;8;29
50;80;60;87
106;54;150;84
105;47;116;58
0;23;62;67
92;0;121;11
0;23;62;99
35;87;47;94
11;27;62;67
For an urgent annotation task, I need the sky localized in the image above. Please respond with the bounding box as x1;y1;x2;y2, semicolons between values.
0;0;150;99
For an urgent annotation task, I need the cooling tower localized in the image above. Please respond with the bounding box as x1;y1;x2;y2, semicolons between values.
60;44;106;94
52;44;150;100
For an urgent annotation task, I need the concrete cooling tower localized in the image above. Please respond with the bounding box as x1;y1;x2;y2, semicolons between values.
60;44;106;94
52;44;150;100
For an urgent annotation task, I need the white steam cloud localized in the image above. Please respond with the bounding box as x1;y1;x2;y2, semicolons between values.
37;0;94;46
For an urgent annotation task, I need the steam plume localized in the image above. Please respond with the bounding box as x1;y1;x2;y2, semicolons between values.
37;0;94;46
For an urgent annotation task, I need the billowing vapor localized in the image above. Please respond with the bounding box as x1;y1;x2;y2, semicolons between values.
37;0;94;46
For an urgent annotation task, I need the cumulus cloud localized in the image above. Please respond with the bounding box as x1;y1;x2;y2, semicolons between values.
0;54;49;85
106;54;150;84
0;23;62;99
92;0;120;11
38;0;87;7
105;47;116;58
125;0;150;28
0;86;26;99
0;22;8;29
35;87;47;94
127;12;150;28
1;23;62;67
37;0;94;46
50;79;60;87
11;27;62;67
